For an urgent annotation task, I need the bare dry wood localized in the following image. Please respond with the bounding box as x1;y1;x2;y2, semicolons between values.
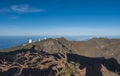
0;49;68;76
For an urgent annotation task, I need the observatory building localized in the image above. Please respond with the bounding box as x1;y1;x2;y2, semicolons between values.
28;39;32;43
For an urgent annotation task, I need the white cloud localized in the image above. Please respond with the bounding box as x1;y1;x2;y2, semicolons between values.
0;4;45;13
10;5;45;13
11;5;29;12
0;26;120;36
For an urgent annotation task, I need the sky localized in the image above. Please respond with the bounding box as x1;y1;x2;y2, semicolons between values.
0;0;120;36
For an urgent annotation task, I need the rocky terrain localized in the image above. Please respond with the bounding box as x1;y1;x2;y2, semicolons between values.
0;37;120;76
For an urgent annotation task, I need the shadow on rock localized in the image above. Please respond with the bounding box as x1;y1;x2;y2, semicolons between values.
67;53;120;76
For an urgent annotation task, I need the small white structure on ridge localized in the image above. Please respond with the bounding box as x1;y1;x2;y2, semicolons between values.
28;39;32;43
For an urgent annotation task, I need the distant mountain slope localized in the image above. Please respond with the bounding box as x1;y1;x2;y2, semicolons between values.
0;37;120;62
0;37;120;76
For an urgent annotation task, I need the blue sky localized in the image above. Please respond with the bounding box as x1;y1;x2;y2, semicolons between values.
0;0;120;36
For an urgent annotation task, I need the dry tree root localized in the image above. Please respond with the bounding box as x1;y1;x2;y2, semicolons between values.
0;48;69;76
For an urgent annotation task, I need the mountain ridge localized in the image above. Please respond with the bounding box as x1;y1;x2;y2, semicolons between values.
0;37;120;76
0;37;120;62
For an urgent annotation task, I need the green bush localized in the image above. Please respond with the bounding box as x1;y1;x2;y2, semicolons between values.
61;63;75;76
